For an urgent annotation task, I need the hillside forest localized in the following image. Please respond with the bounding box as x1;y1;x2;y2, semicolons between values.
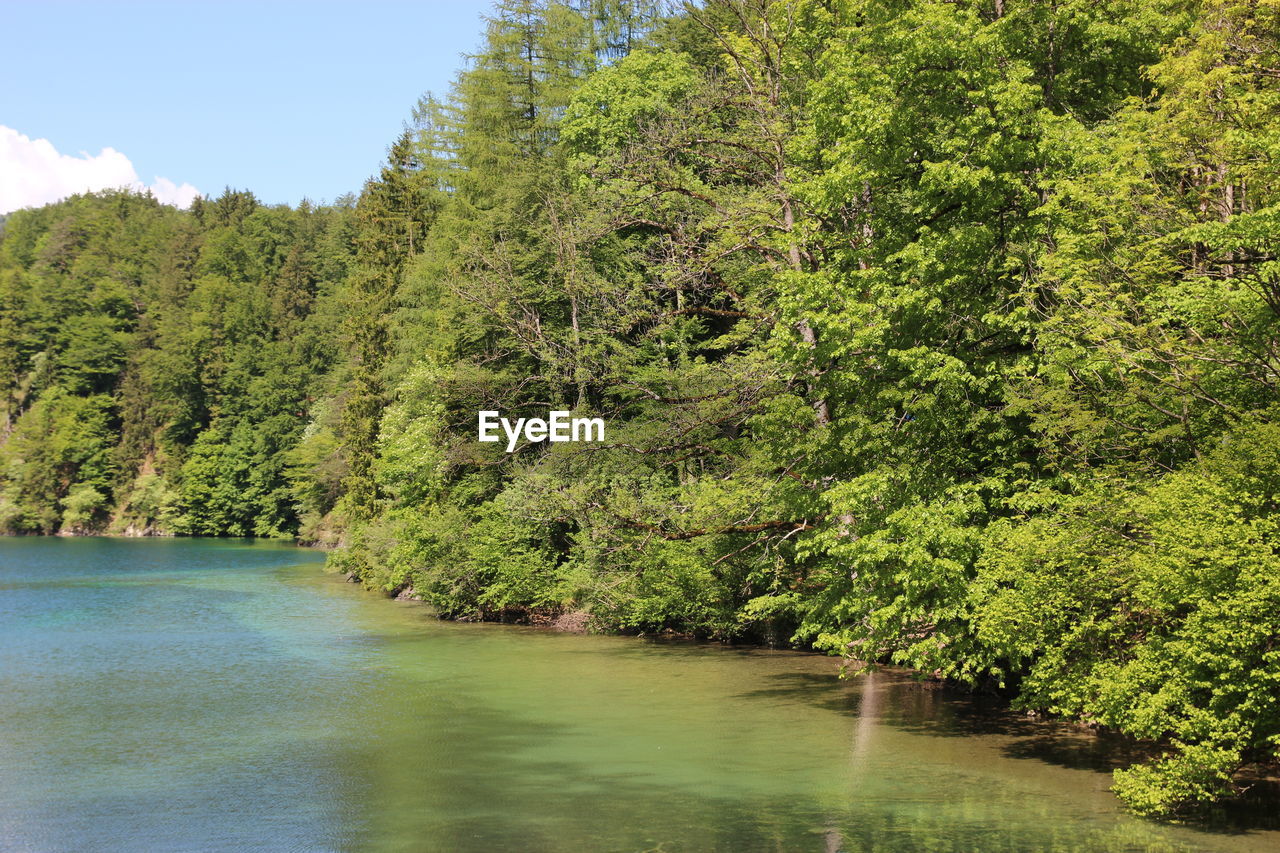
2;0;1278;818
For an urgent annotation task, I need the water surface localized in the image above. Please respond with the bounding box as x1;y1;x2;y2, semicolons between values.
0;538;1275;852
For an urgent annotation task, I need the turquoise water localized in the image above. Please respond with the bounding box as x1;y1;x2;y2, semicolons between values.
0;537;1275;852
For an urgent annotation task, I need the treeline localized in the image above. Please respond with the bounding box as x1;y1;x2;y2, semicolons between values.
2;0;1278;817
0;190;356;537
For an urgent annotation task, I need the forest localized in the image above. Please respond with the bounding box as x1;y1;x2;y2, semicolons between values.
1;0;1277;819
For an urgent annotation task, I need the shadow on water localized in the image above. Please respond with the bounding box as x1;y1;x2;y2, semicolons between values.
372;623;1280;843
312;600;1280;847
342;678;1216;853
734;668;1280;838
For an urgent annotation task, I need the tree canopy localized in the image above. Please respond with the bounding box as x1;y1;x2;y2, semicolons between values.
2;0;1278;818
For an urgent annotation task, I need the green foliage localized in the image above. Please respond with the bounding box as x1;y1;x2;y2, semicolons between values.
3;0;1278;818
113;471;182;534
976;419;1280;814
59;483;109;533
0;189;353;536
1;390;116;533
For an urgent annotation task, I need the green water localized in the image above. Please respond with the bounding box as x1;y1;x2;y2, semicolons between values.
0;538;1276;852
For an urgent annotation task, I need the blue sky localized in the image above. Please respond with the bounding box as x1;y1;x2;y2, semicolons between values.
0;0;493;211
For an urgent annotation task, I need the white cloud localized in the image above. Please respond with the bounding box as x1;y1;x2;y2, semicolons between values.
0;125;200;215
147;176;201;209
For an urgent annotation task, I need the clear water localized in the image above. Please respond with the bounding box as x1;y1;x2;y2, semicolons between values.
0;537;1275;852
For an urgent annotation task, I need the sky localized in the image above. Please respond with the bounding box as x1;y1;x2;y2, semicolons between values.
0;0;493;214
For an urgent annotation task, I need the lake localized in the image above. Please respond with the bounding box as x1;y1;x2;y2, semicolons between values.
0;537;1275;852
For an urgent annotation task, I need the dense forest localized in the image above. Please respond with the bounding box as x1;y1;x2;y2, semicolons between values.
2;0;1278;818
